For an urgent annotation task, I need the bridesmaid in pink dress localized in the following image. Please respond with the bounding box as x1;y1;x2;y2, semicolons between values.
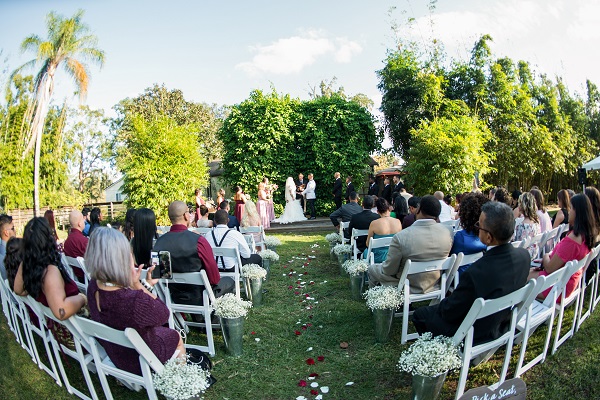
233;186;246;223
263;177;276;222
194;189;205;223
257;182;271;229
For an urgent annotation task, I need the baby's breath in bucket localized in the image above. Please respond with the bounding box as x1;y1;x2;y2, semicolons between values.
153;355;211;400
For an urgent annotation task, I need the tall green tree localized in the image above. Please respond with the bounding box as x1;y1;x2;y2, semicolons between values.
11;9;104;215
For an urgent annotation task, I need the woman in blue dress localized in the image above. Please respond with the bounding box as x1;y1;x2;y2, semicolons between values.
451;192;489;275
363;198;402;263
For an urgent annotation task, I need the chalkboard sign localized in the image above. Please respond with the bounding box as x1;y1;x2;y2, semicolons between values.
458;378;526;400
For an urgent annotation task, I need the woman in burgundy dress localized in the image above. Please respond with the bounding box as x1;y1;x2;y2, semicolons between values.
233;185;247;223
86;227;184;374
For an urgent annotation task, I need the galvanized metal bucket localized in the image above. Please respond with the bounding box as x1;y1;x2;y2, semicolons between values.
372;308;394;343
349;272;364;301
244;277;263;306
411;372;447;400
220;316;244;357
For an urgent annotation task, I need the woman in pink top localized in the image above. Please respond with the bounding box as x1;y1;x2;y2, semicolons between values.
529;194;597;299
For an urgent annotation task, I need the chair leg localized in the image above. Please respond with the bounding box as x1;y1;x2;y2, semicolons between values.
401;298;409;344
455;349;472;400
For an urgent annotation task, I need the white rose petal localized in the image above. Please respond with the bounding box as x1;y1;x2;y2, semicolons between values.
310;382;319;388
296;397;307;400
316;396;323;400
321;386;329;393
346;382;354;386
255;338;260;342
307;347;313;351
308;376;315;380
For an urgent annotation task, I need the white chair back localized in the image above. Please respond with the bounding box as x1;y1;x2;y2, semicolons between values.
193;227;213;236
350;228;369;259
64;256;90;292
365;236;394;265
211;246;242;299
240;226;266;251
339;221;350;244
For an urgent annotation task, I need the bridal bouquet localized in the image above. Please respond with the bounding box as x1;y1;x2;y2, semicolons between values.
241;264;267;280
333;243;352;255
397;333;461;377
213;293;252;319
263;236;282;247
342;259;370;276
325;232;342;245
363;286;403;311
259;249;280;262
153;355;211;400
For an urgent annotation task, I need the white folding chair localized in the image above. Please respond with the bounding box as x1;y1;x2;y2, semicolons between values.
1;278;36;359
556;223;569;243
36;301;99;400
350;228;369;260
64;256;90;293
365;236;394;265
395;255;458;344
0;276;16;335
157;226;171;235
541;226;560;256
211;247;242;299
242;234;257;254
340;221;350;245
19;294;63;386
441;219;459;232
452;280;536;399
447;252;483;291
592;246;600;311
192;227;213;236
240;226;266;251
514;268;568;377
70;315;161;400
525;232;546;262
161;270;218;356
552;254;590;354
576;245;600;330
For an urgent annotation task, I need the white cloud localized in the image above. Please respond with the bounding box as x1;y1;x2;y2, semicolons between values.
236;30;362;75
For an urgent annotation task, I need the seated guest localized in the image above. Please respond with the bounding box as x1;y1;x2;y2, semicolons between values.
4;237;23;290
493;187;512;207
0;214;16;280
14;217;86;322
584;187;600;240
63;210;89;280
363;198;402;263
131;208;159;267
368;195;453;293
530;189;552;233
153;201;231;305
206;210;263;271
511;189;522;218
393;192;409;223
86;227;185;375
402;196;420;229
241;201;263;248
514;192;541;260
552;189;570;228
82;207;91;236
435;191;454;222
451;192;489;275
88;207;102;236
220;200;240;230
329;191;362;231
412;202;530;343
196;205;213;228
44;210;60;242
348;196;380;253
529;194;596;300
124;208;136;241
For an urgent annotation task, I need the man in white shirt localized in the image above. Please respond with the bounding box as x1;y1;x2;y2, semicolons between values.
205;210;263;271
304;173;317;220
434;191;454;222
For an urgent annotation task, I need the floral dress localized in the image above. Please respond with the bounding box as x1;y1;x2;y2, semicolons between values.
514;221;541;260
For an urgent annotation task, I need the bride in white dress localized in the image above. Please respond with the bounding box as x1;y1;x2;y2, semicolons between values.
273;177;307;224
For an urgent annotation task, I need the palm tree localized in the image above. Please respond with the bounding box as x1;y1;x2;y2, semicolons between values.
11;9;104;216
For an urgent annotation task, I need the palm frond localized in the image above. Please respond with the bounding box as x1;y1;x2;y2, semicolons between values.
76;46;105;67
20;35;42;53
64;58;89;100
37;41;55;61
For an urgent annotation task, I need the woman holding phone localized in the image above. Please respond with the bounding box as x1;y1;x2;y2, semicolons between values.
131;208;159;267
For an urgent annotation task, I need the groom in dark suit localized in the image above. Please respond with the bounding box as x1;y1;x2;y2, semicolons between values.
295;173;307;209
367;176;379;196
345;176;355;203
412;202;530;344
332;172;343;210
381;177;392;204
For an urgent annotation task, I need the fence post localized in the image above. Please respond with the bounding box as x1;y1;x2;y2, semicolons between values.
110;202;114;219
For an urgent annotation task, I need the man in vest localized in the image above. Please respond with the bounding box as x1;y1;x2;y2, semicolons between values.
153;201;233;305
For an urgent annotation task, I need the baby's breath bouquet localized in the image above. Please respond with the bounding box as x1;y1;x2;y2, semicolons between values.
263;236;281;248
343;259;370;276
213;293;252;319
363;285;403;311
333;243;352;255
325;232;342;245
241;264;267;280
153;356;211;400
397;332;461;377
258;249;280;262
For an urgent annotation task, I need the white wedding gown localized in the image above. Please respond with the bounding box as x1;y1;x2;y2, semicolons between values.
273;180;307;224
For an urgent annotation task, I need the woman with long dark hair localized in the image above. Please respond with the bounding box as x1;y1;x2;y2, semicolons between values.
584;187;600;242
451;192;489;275
131;208;158;267
43;209;60;242
88;207;102;235
529;194;597;299
124;208;136;241
14;217;86;320
552;189;571;228
4;237;23;290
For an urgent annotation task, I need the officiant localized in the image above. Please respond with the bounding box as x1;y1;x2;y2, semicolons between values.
295;173;307;209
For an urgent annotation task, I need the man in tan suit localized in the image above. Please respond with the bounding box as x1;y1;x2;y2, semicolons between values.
368;195;453;294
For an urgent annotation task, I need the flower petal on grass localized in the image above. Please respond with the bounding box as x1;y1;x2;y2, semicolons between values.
295;330;302;336
298;380;307;387
346;382;354;386
310;382;319;388
306;358;315;365
306;347;313;351
321;386;329;393
317;356;325;362
310;389;319;395
255;338;260;342
309;372;319;377
315;395;323;400
296;396;307;400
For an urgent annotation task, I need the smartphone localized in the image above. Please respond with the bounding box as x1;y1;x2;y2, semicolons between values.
151;250;172;280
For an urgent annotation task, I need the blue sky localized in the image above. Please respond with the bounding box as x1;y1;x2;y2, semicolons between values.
1;0;598;119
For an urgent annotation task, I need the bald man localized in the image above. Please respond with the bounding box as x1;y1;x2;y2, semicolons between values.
435;191;454;223
63;210;89;280
153;201;233;305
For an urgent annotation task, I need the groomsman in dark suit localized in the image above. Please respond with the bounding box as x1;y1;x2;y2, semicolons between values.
381;177;392;204
295;173;307;208
345;176;355;202
367;176;379;196
332;172;343;210
392;175;403;195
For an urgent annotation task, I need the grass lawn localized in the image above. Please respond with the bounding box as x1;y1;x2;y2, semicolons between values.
1;231;600;399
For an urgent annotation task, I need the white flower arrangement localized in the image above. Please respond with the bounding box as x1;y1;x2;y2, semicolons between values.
259;249;280;261
213;293;252;319
333;243;352;255
241;263;267;280
397;332;462;377
263;236;282;247
363;285;404;311
325;232;342;244
153;356;211;400
343;259;370;276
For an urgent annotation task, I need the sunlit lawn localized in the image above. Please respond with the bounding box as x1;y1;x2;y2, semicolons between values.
1;231;600;399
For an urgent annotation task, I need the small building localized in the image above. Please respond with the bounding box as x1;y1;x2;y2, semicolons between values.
104;176;126;202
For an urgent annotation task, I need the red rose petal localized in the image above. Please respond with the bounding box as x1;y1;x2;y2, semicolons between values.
288;285;293;289
295;291;300;295
298;380;307;387
309;315;313;319
251;331;256;335
304;272;308;275
307;323;313;327
306;358;315;365
305;293;310;298
317;355;325;362
304;262;309;266
295;330;302;336
301;325;307;330
309;373;319;377
310;389;319;395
